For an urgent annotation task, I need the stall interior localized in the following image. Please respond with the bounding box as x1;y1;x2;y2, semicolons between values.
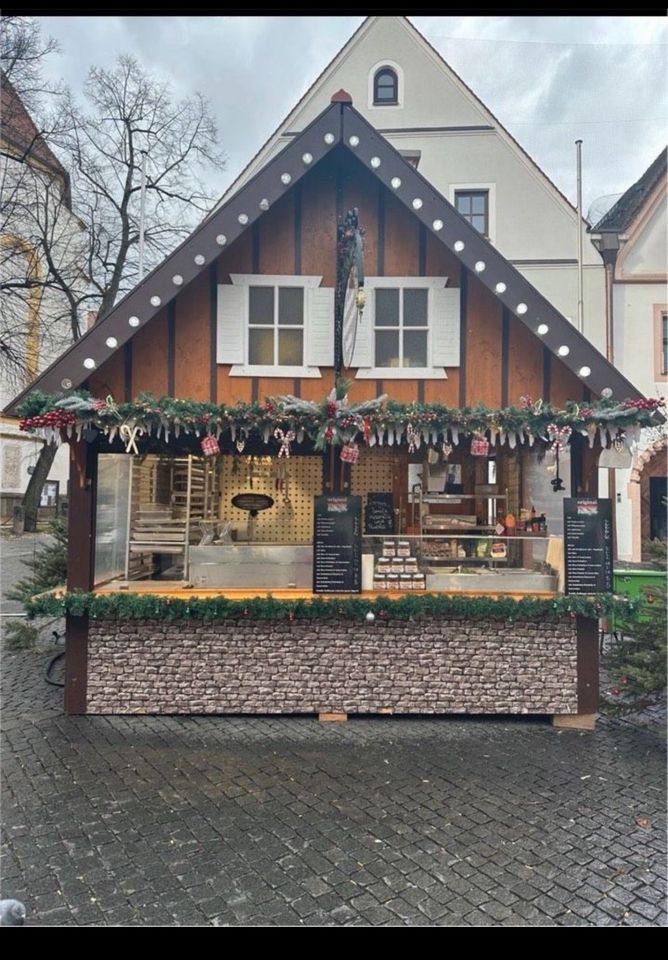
94;442;566;593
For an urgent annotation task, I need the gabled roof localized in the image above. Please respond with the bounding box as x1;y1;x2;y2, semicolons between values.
214;16;582;223
4;96;644;415
1;72;72;207
594;148;667;233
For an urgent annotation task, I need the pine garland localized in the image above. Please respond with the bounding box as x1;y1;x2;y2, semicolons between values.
16;388;664;451
26;589;635;624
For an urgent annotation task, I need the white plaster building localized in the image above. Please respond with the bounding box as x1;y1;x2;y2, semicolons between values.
219;16;607;353
0;74;86;518
593;149;667;561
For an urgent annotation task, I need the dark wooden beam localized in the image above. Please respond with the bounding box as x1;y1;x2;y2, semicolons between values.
543;346;551;402
124;341;133;402
294;181;302;275
167;300;176;397
501;306;510;407
209;262;218;403
377;182;385;276
64;614;88;715
576;616;599;714
459;266;469;407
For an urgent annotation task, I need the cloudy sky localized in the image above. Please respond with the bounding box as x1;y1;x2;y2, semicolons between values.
38;15;667;218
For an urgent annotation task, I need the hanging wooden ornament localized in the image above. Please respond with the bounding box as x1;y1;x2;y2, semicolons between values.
340;441;360;464
201;435;220;457
470;435;490;457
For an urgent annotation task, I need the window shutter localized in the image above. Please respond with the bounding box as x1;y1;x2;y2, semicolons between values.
431;286;460;367
350;287;374;368
306;287;334;367
217;284;246;364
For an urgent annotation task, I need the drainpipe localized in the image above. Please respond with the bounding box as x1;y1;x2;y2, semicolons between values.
596;231;621;558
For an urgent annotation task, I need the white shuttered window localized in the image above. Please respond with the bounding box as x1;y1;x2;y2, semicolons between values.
355;277;458;379
219;275;326;377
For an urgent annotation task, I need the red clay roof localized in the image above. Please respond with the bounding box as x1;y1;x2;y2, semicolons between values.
1;72;70;190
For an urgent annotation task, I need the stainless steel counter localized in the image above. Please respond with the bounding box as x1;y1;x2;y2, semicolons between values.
189;544;313;589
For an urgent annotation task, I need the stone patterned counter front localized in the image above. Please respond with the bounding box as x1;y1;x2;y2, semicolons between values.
85;617;579;716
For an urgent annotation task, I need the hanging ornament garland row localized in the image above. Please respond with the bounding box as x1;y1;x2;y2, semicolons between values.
17;383;665;455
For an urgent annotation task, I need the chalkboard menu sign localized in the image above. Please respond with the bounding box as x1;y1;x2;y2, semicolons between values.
564;498;613;595
313;495;362;594
365;492;395;534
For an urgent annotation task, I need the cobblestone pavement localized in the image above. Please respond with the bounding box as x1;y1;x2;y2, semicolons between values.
1;645;666;927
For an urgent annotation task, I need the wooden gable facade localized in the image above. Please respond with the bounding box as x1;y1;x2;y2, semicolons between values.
6;95;643;418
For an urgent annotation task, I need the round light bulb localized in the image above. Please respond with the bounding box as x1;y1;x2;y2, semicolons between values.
412;198;423;210
579;366;591;377
61;378;73;390
238;213;248;225
348;135;360;147
194;254;205;265
537;323;549;335
365;611;375;623
454;240;465;252
474;261;486;273
150;295;161;307
83;357;96;369
495;282;506;294
324;133;335;145
216;234;227;245
390;177;401;189
280;173;291;185
302;152;313;164
128;316;140;327
432;219;443;231
558;345;570;357
105;336;118;348
172;274;183;285
516;303;528;315
370;156;381;168
601;387;613;398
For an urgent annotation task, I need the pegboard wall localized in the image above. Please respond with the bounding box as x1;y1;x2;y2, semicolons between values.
350;447;395;504
219;455;322;543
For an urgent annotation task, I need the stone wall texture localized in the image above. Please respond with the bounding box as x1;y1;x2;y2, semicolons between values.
85;617;579;716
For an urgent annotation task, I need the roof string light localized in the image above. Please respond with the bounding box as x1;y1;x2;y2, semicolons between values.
215;234;227;245
129;316;140;327
391;177;401;189
579;366;591;377
474;261;485;273
557;345;570;357
432;219;443;231
105;336;118;348
495;282;506;294
537;323;549;335
516;303;528;315
454;240;465;252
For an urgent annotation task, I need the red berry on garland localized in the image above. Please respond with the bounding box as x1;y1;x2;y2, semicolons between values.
621;676;629;685
611;688;620;696
288;611;295;622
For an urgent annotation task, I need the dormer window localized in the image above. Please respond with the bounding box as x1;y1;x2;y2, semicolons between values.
373;67;398;105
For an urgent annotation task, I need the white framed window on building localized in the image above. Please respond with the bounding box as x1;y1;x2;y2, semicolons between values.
353;277;459;380
217;275;331;377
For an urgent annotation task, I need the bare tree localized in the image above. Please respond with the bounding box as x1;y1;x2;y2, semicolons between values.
1;21;224;529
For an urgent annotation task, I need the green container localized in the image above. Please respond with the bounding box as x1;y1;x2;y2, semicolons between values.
612;569;666;631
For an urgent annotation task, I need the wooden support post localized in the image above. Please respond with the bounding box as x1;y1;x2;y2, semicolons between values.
65;438;98;714
553;615;599;731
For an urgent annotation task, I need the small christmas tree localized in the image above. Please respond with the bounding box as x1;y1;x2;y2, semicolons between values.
602;538;667;717
8;518;68;605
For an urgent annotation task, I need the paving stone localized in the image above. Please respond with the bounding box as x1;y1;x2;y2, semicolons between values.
1;645;664;928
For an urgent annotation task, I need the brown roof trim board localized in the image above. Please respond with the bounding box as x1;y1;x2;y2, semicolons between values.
5;98;644;414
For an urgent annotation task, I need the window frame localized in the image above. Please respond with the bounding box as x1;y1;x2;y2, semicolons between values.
454;189;490;238
228;274;323;378
355;276;449;381
373;286;430;370
449;182;496;244
653;304;668;382
373;67;399;106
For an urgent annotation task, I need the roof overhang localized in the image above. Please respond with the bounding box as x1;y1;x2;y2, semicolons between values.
4;98;645;415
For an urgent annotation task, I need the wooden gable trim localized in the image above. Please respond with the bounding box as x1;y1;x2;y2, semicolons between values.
5;99;644;415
